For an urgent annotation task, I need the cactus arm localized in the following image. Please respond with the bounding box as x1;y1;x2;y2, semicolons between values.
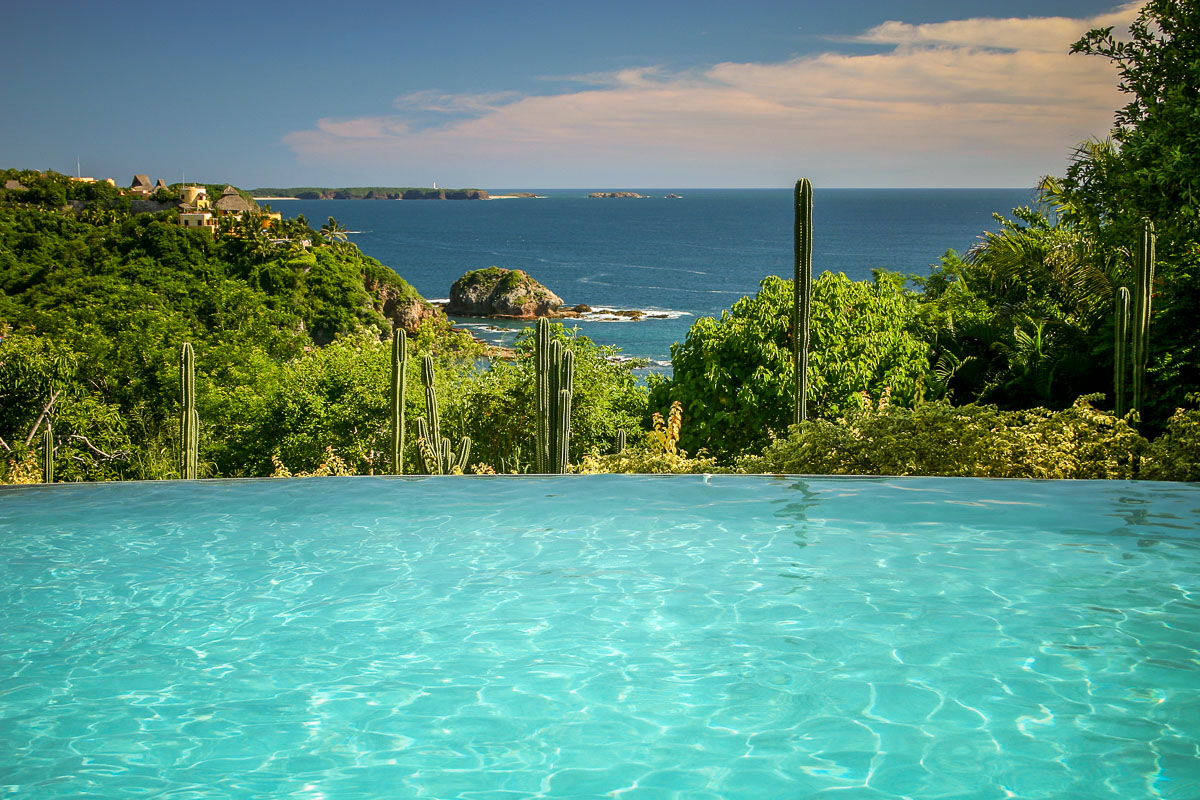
535;318;550;473
557;348;574;471
549;339;563;469
42;424;53;484
793;179;813;425
414;417;437;474
390;329;408;474
180;342;198;479
421;355;441;449
1131;220;1155;415
1114;286;1130;417
455;437;472;473
557;389;573;474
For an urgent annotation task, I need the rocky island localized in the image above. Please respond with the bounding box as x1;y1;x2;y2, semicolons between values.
588;192;648;199
447;267;564;318
443;267;674;325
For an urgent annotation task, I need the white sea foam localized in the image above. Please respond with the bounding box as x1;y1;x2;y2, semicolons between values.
576;307;691;322
443;307;689;325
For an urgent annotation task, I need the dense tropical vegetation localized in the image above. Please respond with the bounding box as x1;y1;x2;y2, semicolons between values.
3;0;1200;483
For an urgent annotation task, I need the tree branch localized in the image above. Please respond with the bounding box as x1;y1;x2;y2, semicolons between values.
24;389;61;447
67;435;129;462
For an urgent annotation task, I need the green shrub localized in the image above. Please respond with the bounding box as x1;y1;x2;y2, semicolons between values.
1142;400;1200;481
745;394;1146;479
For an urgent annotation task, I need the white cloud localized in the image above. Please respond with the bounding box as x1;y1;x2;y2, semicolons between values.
282;4;1138;187
849;2;1139;52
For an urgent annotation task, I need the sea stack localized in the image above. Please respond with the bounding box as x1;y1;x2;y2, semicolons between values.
447;267;563;318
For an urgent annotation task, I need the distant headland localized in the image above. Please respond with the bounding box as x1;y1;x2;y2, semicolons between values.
248;187;543;201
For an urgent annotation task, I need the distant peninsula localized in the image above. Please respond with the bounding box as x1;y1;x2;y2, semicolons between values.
249;186;491;200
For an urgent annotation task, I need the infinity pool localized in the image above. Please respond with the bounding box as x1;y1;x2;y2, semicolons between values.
1;476;1198;799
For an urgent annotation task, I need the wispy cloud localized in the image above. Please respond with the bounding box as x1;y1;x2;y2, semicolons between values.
283;5;1138;187
848;3;1138;52
392;90;522;115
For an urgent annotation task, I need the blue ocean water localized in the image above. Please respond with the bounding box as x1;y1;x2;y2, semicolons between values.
274;189;1034;363
2;475;1198;799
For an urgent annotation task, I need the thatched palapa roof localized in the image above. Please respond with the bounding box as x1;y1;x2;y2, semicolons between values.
214;185;258;214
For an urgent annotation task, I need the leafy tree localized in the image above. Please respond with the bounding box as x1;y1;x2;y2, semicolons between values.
1059;1;1200;424
651;272;934;460
1069;1;1200;231
0;331;137;481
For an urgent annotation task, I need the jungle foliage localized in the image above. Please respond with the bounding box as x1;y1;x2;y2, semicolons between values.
0;173;648;481
0;179;450;481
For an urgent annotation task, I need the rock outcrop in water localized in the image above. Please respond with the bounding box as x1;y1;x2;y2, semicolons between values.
588;191;647;199
447;267;563;319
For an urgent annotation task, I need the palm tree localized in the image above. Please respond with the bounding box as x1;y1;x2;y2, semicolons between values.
247;233;275;264
320;217;349;244
966;205;1120;332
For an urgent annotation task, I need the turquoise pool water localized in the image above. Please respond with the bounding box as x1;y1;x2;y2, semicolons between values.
1;475;1198;799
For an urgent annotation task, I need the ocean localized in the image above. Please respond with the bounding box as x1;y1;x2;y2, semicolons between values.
272;188;1035;366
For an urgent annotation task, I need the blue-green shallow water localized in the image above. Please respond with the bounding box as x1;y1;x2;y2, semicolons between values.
2;476;1198;799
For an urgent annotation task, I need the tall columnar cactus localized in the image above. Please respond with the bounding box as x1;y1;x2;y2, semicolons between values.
390;329;408;474
42;424;54;484
615;429;626;455
793;178;814;425
1113;286;1131;417
535;318;575;473
414;354;471;474
1131;220;1156;415
179;341;198;479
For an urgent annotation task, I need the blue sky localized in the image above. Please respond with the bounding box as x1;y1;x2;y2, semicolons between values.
2;1;1137;188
